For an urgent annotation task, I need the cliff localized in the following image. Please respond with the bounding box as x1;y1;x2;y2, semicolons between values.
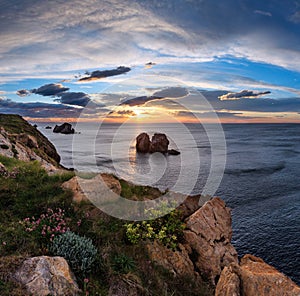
0;114;61;172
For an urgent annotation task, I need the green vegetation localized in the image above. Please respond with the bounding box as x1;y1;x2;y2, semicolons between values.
111;253;136;274
0;155;212;296
119;179;162;200
125;202;185;250
50;231;98;275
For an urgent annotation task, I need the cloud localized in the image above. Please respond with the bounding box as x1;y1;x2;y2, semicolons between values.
121;87;189;106
218;90;271;101
289;11;300;23
16;89;31;97
0;98;81;118
55;92;92;107
107;109;136;118
79;66;131;82
254;10;272;17
121;96;164;107
202;90;300;113
31;83;69;96
153;87;189;98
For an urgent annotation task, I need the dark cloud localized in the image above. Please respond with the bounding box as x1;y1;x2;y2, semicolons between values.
55;92;91;107
121;96;163;107
218;90;271;101
107;109;136;118
16;89;31;97
31;83;69;96
153;87;189;98
121;87;189;107
79;66;131;82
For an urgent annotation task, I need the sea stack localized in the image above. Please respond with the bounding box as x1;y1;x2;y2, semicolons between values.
53;122;75;134
136;132;180;155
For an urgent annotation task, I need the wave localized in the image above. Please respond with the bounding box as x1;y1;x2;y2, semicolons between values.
225;162;286;176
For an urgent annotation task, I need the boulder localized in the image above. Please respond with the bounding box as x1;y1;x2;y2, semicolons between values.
136;132;151;153
150;133;169;153
216;255;300;296
14;256;80;296
215;265;240;296
146;241;196;277
53;123;75;134
62;174;122;203
183;197;238;285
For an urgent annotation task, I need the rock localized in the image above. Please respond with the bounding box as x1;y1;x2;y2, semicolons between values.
14;256;80;296
62;174;122;203
216;254;300;296
150;133;169;153
146;241;196;277
136;132;151;153
16;133;39;149
215;265;240;296
45;126;52;129
240;254;300;296
53;123;75;134
184;197;238;285
168;149;180;155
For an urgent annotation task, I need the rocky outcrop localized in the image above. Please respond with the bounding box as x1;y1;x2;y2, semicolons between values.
0;114;61;171
216;254;300;296
136;132;151;153
150;133;169;153
14;256;80;296
53;122;75;134
136;132;179;155
147;197;238;286
62;174;122;203
146;241;196;277
184;197;238;285
215;265;240;296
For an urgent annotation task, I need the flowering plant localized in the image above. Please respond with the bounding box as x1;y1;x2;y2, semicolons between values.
21;208;70;243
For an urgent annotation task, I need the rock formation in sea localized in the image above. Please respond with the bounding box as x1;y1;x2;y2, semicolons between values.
53;122;75;134
136;132;151;153
136;132;180;155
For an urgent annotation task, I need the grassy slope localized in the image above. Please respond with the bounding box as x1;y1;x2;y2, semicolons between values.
0;114;60;165
0;156;212;296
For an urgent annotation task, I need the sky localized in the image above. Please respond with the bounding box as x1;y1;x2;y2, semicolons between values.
0;0;300;123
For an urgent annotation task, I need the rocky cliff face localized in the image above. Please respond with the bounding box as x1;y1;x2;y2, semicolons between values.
0;114;61;172
216;254;300;296
147;197;300;295
147;197;238;287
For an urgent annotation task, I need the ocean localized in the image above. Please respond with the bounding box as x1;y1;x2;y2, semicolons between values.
36;122;300;284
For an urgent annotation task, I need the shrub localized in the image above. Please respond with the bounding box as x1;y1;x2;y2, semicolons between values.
49;231;97;275
125;202;185;250
111;253;136;274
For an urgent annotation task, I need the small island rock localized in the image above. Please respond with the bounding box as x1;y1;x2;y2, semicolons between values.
136;132;151;153
53;123;75;134
150;133;169;153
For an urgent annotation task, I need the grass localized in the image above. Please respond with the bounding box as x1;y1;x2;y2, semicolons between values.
119;179;162;200
0;155;212;296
